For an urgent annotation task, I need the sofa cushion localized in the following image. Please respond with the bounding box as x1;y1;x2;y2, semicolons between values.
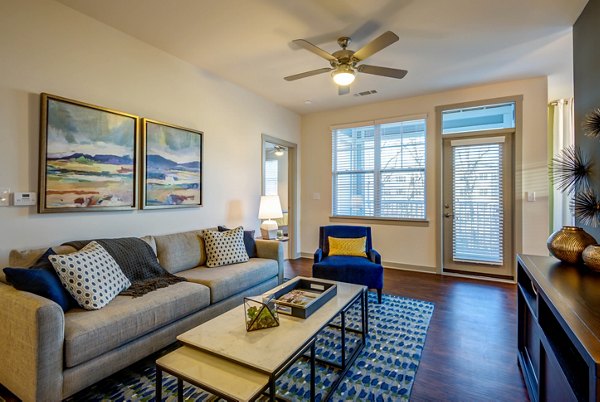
64;281;210;367
154;230;207;274
203;227;249;268
50;242;131;310
177;258;278;303
140;235;157;256
8;245;77;268
3;248;78;311
313;255;384;289
218;226;257;258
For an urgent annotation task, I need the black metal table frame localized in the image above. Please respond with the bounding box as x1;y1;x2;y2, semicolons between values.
156;288;368;402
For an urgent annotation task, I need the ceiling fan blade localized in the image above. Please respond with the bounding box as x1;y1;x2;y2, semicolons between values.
284;67;333;81
292;39;337;62
338;86;350;96
357;64;408;79
352;31;399;62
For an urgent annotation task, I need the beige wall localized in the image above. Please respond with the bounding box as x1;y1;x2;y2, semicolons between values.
0;0;300;266
301;77;549;273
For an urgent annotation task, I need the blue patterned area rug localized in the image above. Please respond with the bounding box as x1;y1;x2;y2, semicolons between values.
66;292;434;402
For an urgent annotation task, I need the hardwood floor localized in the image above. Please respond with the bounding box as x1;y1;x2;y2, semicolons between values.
286;258;529;402
0;260;528;401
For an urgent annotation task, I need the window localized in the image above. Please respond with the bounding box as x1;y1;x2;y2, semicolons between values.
442;102;515;134
264;159;278;196
332;117;426;219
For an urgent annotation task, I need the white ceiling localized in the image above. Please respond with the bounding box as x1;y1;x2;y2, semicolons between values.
57;0;588;114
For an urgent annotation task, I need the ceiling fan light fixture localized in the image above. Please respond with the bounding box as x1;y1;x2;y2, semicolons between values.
332;65;356;86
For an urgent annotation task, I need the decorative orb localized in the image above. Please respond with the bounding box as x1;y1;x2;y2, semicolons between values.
583;244;600;271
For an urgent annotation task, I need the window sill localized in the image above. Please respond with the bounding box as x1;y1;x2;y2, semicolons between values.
329;215;429;227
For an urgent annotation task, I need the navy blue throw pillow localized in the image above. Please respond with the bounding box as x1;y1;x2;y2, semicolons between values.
3;248;78;311
217;226;257;258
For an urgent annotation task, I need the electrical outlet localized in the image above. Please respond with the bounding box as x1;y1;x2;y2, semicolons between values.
0;188;10;207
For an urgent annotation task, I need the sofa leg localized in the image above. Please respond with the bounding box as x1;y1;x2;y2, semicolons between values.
377;288;382;303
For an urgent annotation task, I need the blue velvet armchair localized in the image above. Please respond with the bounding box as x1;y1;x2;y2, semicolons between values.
312;225;384;303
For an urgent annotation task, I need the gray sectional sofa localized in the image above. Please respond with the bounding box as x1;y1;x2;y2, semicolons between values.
0;228;283;402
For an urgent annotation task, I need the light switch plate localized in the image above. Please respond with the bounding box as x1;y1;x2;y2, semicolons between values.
0;188;10;207
313;192;321;200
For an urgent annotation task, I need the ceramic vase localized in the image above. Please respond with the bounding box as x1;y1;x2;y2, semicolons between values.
547;226;596;264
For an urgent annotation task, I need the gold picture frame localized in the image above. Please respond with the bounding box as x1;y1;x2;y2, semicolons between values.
141;118;203;209
39;93;140;213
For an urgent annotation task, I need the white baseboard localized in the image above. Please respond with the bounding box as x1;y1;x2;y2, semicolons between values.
382;261;436;274
442;271;516;284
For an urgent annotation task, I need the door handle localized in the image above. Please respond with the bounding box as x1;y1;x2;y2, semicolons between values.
444;212;453;218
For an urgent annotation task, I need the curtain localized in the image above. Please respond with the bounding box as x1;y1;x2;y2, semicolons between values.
551;98;575;232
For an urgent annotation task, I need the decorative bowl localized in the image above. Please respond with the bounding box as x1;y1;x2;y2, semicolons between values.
547;226;596;264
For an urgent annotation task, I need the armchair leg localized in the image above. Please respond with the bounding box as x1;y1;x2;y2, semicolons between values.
377;288;382;304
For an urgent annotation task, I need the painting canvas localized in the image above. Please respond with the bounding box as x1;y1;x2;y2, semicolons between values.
39;94;139;213
142;119;202;209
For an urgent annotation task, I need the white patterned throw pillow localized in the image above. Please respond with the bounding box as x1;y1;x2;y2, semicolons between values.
203;226;249;267
49;241;131;310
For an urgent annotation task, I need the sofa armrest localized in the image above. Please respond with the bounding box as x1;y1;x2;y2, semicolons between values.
0;283;64;402
255;239;284;284
314;248;323;263
369;249;382;265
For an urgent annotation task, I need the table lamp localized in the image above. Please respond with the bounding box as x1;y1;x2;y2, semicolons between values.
259;195;283;240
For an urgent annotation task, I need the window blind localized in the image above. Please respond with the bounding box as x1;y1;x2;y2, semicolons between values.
451;142;503;264
332;118;426;219
264;159;278;196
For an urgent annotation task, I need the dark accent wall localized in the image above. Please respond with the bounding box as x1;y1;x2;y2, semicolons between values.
574;0;600;239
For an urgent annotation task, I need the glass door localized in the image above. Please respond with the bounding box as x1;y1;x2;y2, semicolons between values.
442;134;514;278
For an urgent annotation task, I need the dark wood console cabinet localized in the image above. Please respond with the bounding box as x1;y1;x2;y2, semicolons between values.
517;255;600;402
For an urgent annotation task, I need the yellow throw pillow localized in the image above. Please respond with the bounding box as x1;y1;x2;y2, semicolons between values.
328;236;367;257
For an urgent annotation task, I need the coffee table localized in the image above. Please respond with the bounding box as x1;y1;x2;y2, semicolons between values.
156;277;367;401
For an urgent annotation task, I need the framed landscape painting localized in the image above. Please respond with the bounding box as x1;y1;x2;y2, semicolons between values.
39;93;139;213
141;119;203;209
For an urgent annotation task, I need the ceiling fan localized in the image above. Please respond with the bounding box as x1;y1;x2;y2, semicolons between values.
284;31;407;95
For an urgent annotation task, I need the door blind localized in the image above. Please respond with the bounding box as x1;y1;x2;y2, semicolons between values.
451;142;503;264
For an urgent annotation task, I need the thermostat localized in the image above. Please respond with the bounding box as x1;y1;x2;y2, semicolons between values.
14;192;37;206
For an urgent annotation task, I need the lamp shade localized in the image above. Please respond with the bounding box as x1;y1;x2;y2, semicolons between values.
258;195;283;219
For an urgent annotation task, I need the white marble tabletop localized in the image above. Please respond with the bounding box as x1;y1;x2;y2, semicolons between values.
177;277;365;373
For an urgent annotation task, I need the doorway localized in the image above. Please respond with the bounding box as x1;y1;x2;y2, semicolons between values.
261;134;297;259
442;133;514;278
438;98;520;280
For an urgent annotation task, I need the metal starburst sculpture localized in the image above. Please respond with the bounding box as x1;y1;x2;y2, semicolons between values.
572;191;600;227
583;108;600;139
550;145;592;194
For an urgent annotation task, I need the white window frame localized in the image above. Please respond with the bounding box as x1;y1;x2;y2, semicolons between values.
331;114;428;221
